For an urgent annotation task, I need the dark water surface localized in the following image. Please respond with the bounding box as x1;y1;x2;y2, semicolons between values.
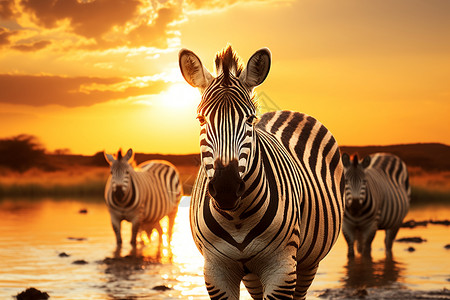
0;197;449;299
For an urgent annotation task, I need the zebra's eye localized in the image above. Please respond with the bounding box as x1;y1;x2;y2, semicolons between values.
246;115;256;126
197;115;207;126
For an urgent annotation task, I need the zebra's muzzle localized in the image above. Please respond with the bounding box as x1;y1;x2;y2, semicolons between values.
208;159;245;210
113;185;125;202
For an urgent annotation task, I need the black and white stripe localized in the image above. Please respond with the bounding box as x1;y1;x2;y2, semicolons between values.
180;45;344;299
104;148;182;250
342;152;410;258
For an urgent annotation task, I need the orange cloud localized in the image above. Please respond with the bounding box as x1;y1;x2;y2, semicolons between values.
0;0;186;52
0;27;17;46
127;4;182;48
20;0;141;39
0;0;15;20
11;40;51;51
0;74;169;107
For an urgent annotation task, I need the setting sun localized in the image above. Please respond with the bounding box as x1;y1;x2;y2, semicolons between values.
0;0;449;155
159;82;201;110
1;2;450;300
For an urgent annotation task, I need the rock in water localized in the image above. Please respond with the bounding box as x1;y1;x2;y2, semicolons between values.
152;285;171;291
16;287;49;300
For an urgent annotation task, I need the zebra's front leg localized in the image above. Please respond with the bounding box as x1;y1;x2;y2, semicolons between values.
110;216;123;247
203;256;243;300
130;219;141;248
361;226;377;258
385;226;400;258
343;224;356;258
294;264;319;300
259;257;297;299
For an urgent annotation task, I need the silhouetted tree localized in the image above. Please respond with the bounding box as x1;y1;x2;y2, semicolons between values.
0;134;46;172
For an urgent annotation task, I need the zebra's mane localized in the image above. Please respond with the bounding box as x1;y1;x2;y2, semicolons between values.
352;154;359;167
215;45;244;86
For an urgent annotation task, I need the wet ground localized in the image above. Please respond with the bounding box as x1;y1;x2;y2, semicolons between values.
1;197;449;299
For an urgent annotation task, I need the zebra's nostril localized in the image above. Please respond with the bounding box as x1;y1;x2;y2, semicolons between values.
208;180;217;197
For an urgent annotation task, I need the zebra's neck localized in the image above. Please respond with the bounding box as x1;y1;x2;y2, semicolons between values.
234;130;273;217
113;174;136;208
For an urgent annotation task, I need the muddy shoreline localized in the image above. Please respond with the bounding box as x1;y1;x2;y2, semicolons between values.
315;286;450;300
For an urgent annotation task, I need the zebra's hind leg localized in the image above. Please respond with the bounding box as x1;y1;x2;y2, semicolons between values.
242;273;263;299
385;226;400;258
152;222;163;258
167;206;179;246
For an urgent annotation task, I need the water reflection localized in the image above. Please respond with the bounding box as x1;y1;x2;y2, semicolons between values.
100;234;177;300
100;255;156;300
343;256;404;288
0;198;448;299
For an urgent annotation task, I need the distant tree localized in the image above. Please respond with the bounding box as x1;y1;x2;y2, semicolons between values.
0;134;46;172
53;148;71;155
91;151;109;166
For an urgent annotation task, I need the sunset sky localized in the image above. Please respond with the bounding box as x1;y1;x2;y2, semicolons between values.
1;0;449;155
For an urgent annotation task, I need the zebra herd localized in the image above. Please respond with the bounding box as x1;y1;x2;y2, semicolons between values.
102;45;411;299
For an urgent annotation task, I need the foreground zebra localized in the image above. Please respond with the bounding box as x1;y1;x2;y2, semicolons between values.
342;153;410;258
104;149;182;251
179;45;344;299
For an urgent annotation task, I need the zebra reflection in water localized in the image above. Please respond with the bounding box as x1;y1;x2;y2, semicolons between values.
343;256;403;289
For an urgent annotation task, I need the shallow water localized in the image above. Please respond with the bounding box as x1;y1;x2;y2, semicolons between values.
0;197;449;299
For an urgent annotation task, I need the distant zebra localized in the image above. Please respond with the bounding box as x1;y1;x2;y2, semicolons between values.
104;148;182;250
179;45;344;299
341;153;410;258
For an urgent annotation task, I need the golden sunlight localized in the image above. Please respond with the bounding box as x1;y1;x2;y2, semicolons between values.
159;82;201;110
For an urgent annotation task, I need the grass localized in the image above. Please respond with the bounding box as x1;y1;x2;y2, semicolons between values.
0;165;449;205
0;166;107;198
0;165;200;198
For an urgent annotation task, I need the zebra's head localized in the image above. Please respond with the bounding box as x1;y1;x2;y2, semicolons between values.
342;153;371;215
179;45;271;210
104;148;134;202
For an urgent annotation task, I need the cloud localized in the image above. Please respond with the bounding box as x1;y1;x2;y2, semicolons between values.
0;0;16;20
0;0;184;51
127;4;182;48
20;0;142;39
0;74;170;107
0;26;17;46
185;0;286;10
11;40;51;51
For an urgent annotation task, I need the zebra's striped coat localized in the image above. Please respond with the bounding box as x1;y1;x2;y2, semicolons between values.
104;149;182;250
180;46;344;299
342;153;410;258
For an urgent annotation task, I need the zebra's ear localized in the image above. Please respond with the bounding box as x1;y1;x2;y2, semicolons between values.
179;49;213;92
361;156;371;169
123;148;133;162
342;153;350;168
104;152;115;165
240;48;271;90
